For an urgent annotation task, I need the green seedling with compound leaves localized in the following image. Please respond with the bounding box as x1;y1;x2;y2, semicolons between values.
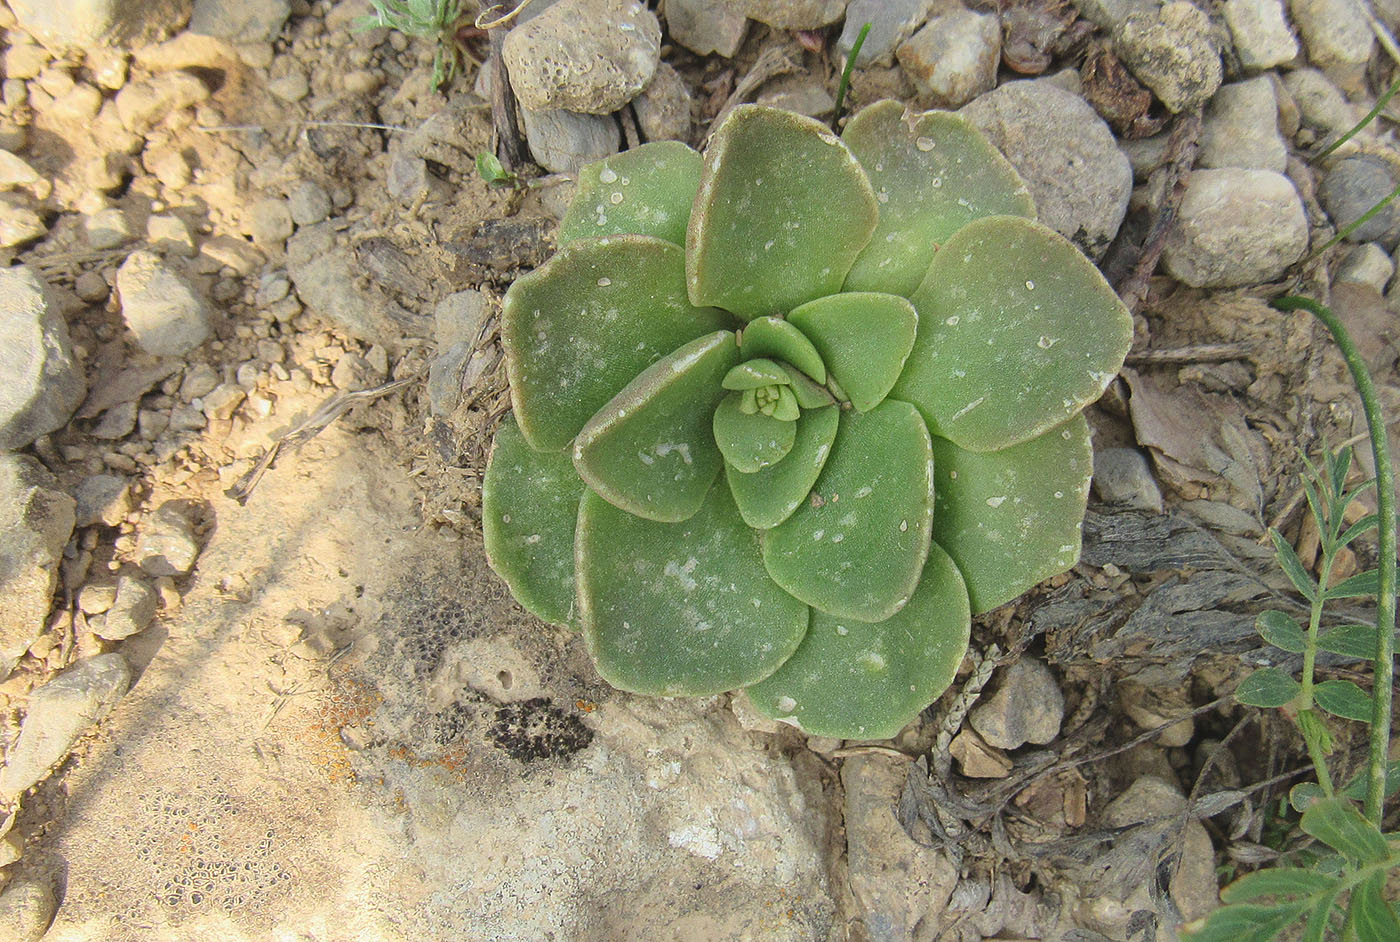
482;101;1133;739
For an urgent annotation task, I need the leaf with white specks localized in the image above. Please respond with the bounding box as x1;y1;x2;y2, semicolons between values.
746;541;970;739
574;331;739;523
577;485;810;696
762;401;934;621
930;414;1092;613
558;142;704;247
482;414;586;627
726;405;839;529
895;216;1132;452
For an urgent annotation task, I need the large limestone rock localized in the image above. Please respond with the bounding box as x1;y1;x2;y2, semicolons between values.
0;266;85;450
0;454;74;671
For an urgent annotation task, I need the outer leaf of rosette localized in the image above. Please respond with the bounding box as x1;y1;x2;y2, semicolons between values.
787;292;917;413
842;100;1036;297
482;414;586;627
894;216;1132;452
762;400;934;622
576;484;810;696
573;330;740;523
686;105;879;320
930;414;1092;614
714;392;797;473
740;317;827;383
746;541;971;739
727;405;839;529
503;235;731;451
558;141;704;247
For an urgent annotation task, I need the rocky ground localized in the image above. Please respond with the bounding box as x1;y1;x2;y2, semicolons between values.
1;0;1398;939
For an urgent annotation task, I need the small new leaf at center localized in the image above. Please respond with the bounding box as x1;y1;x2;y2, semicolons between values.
714;391;798;473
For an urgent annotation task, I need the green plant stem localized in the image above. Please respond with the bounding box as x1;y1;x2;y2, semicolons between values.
1304;549;1338;797
1307;179;1400;261
831;23;870;131
1275;295;1396;825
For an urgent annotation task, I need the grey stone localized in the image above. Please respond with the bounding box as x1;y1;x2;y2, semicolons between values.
287;180;332;226
961;80;1132;258
1289;0;1375;76
91;400;138;439
1101;776;1217;924
968;657;1064;750
286;222;409;347
0;455;74;666
1199;77;1286;172
633;62;692;142
1223;0;1299;71
1113;1;1222;112
84;206;131;250
7;0;189;48
147;214;196;257
0;194;45;248
1318;156;1400;248
78;580;118;615
503;0;661;114
1336;242;1394;293
0;878;56;942
74;474;131;528
201;234;266;276
1283;67;1359;137
189;0;290;44
755;75;835;118
94;574;157;640
665;0;749;58
0;653;131;802
738;0;846;28
1120;131;1171;182
114;72;210;133
202;382;245;420
1118;680;1195;746
521;106;621;175
245;197;294;247
74;270;111;303
1093;448;1164;512
1163;167;1307;287
838;0;936;66
0;266;85;451
434;289;488;348
427;342;492;417
843;754;958;939
0;150;40;189
134;501;200;577
267;71;309;102
898;9;999;109
179;363;220;401
117;250;212;356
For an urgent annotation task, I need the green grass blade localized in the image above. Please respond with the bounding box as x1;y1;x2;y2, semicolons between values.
1318;74;1400;159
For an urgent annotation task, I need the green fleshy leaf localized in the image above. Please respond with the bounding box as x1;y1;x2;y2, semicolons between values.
1220;867;1336;903
842;100;1036;296
1269;528;1319;603
1290;782;1327;813
788;292;917;413
503;236;730;451
772;385;800;421
740;316;828;382
723;358;792;390
1313;679;1372;721
1318;624;1383;658
576;485;810;696
482;415;586;627
714;391;797;473
780;364;835;408
687;105;878;320
762;400;934;622
558;141;704;246
929;414;1091;614
1236;667;1301;708
574;331;739;523
1300;797;1389;866
746;540;970;739
896;216;1133;451
1256;610;1307;653
727;405;840;529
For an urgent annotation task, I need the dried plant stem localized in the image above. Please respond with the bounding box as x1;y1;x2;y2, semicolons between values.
1274;295;1395;824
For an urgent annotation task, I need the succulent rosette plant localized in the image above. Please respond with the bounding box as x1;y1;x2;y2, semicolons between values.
483;101;1132;738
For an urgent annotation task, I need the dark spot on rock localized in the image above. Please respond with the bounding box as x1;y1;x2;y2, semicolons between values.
486;697;592;762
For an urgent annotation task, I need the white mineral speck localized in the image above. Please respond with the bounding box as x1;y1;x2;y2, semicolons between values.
915;137;935;151
597;277;612;286
599;168;618;183
836;625;849;636
610;192;624;204
1025;280;1035;290
776;696;798;712
986;496;1006;508
501;514;512;523
899;519;908;531
945;315;960;326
